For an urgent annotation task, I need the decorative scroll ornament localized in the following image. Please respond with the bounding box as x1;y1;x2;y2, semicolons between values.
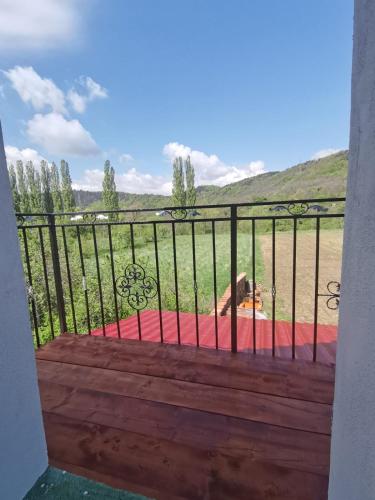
16;215;34;226
170;208;188;219
116;263;158;310
83;213;97;223
17;215;26;225
155;208;203;220
270;203;328;216
319;281;341;310
156;209;188;220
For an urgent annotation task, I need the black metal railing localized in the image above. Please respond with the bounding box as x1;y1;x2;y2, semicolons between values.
16;197;345;361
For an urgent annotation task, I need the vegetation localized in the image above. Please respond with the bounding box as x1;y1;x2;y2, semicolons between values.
60;160;76;212
16;160;30;212
102;160;119;214
8;158;121;216
9;151;346;346
51;162;63;212
73;150;348;209
185;156;196;206
8;163;20;212
24;224;265;345
172;157;186;207
171;155;196;207
41;160;54;213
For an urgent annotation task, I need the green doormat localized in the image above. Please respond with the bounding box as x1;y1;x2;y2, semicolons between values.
24;467;151;500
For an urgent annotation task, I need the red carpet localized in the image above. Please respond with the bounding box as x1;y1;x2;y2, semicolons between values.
91;310;337;364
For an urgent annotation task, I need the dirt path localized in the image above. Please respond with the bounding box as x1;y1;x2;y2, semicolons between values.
258;229;343;325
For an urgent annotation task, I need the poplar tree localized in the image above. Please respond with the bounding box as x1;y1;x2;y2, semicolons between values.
60;160;75;211
50;162;63;212
16;160;30;212
40;160;54;213
8;164;21;212
26;161;42;212
172;157;186;207
35;170;42;210
102;160;119;217
185;156;196;206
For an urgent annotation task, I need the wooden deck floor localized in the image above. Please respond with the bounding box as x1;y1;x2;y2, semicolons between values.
36;334;335;500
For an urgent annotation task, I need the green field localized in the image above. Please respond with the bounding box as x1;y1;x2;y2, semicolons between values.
23;222;344;346
68;226;264;329
25;225;264;343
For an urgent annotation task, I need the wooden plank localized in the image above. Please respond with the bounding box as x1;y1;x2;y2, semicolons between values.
39;379;330;476
36;334;335;403
38;333;335;380
44;412;329;500
37;359;332;434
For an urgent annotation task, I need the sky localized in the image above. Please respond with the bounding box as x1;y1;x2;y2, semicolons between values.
0;0;354;194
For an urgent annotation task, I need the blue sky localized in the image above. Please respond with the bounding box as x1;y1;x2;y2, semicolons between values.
1;0;353;193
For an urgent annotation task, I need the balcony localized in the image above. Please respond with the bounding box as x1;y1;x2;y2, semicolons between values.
36;333;333;500
18;198;344;499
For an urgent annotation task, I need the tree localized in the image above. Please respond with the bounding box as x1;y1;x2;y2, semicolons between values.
40;160;54;213
102;160;119;217
26;161;42;212
50;162;63;212
35;170;42;210
172;157;186;207
8;164;21;212
60;160;75;212
185;156;196;206
16;160;30;212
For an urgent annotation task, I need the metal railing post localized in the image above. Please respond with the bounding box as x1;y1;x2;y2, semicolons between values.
48;214;67;334
230;205;238;353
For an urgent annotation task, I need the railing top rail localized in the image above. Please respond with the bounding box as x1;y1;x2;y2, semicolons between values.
15;196;346;218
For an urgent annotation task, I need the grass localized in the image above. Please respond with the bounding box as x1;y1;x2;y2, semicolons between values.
258;229;343;324
62;225;265;334
27;223;343;346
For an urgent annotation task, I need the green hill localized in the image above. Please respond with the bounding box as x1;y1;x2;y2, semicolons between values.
75;150;348;210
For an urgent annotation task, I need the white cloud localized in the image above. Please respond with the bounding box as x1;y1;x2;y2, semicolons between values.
4;66;67;114
0;0;82;52
5;145;46;166
4;66;108;116
27;113;100;157
67;76;108;113
72;143;266;195
163;142;266;186
119;153;134;163
73;168;172;195
312;148;341;160
66;89;86;114
3;67;106;158
84;77;108;100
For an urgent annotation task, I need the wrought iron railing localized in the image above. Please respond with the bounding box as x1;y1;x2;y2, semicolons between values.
16;197;345;361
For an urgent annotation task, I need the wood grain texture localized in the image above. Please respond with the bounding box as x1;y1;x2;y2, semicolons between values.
36;333;335;403
44;412;328;500
39;380;330;476
38;359;331;434
37;334;333;500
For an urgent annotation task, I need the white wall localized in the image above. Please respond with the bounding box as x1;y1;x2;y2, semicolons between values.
0;122;48;499
329;1;375;499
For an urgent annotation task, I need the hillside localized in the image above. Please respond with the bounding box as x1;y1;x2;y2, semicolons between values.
75;150;348;210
